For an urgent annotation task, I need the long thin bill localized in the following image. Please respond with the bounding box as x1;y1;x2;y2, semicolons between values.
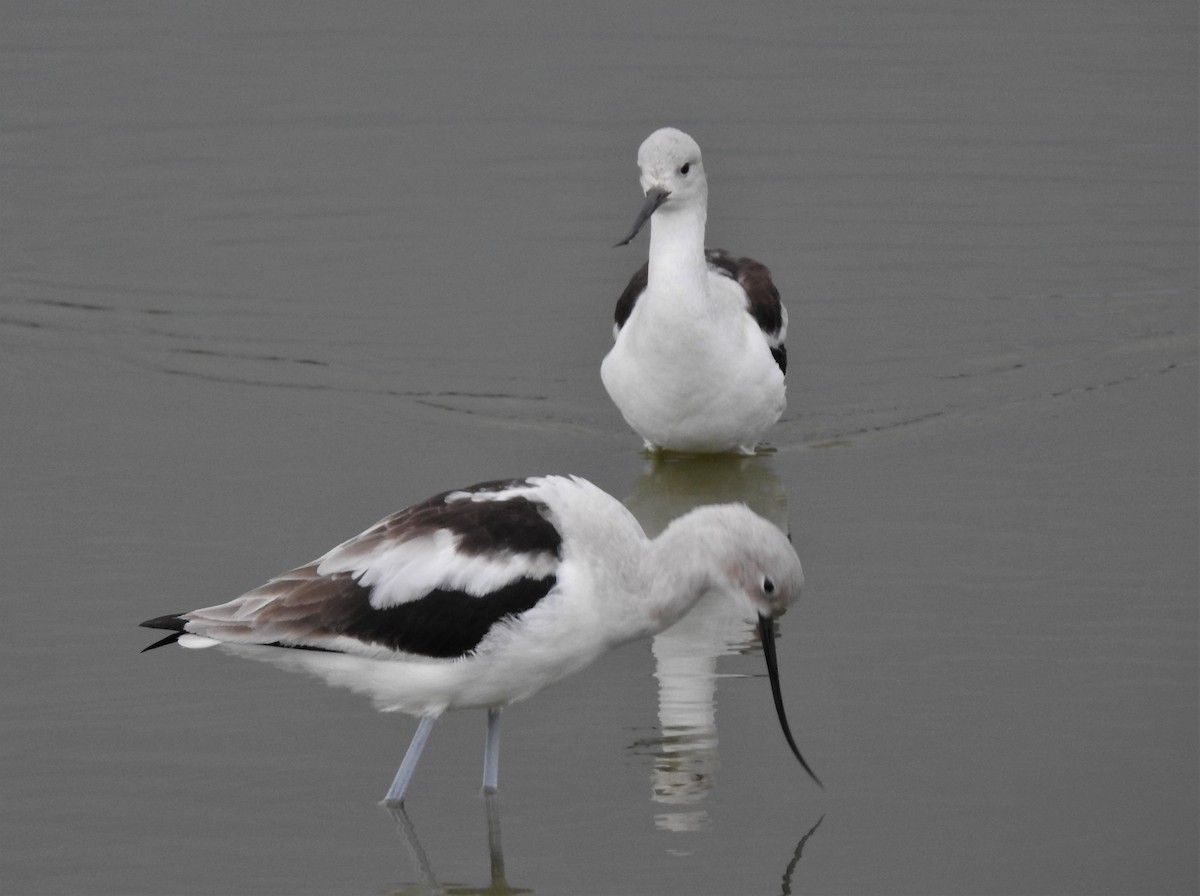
758;614;822;788
614;188;670;247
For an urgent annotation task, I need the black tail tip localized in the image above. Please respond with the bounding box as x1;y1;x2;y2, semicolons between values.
139;615;187;652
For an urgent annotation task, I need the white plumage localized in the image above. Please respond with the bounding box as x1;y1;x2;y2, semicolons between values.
603;128;789;455
141;474;819;803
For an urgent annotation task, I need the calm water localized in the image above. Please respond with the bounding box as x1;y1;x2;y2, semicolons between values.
2;3;1196;894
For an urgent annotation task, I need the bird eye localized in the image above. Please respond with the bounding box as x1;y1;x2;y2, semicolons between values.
763;577;775;594
680;162;691;175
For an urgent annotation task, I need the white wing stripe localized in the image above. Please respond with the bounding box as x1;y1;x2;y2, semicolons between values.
317;529;559;609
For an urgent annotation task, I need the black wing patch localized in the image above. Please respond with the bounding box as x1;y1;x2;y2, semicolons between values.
356;479;563;560
705;250;786;333
706;249;787;375
614;263;649;331
319;571;557;658
769;343;787;374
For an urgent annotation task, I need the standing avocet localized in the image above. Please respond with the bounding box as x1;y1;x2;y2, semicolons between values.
603;128;789;455
140;474;819;803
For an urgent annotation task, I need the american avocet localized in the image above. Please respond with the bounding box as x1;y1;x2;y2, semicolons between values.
602;128;789;455
140;474;819;803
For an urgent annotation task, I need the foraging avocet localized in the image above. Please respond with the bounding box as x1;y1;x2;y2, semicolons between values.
140;474;819;803
602;128;789;455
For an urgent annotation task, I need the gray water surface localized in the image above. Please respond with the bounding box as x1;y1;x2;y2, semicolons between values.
2;3;1196;894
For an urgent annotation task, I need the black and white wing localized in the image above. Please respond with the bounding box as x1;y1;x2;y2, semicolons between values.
141;479;565;659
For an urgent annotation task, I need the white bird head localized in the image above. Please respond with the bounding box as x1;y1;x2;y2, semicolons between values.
615;127;708;247
689;504;819;787
697;504;804;618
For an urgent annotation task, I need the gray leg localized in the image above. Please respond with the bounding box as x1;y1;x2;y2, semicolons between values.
384;715;436;804
482;707;501;792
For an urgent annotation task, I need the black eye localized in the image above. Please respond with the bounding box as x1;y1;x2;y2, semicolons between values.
680;162;691;175
763;577;775;594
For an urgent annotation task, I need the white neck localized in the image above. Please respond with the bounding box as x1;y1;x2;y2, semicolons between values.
616;507;736;643
646;198;708;300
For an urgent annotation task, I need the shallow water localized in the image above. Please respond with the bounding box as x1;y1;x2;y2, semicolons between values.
2;3;1196;894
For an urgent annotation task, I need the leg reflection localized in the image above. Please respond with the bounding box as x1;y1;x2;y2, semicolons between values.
384;791;529;895
386;802;438;893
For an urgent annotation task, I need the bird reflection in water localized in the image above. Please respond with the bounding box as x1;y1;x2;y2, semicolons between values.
623;453;796;832
383;796;823;896
385;791;529;896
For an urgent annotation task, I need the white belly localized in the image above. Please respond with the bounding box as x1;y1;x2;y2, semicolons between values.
602;300;786;454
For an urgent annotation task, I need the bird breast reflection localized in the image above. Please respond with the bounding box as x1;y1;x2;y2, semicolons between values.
623;453;789;832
